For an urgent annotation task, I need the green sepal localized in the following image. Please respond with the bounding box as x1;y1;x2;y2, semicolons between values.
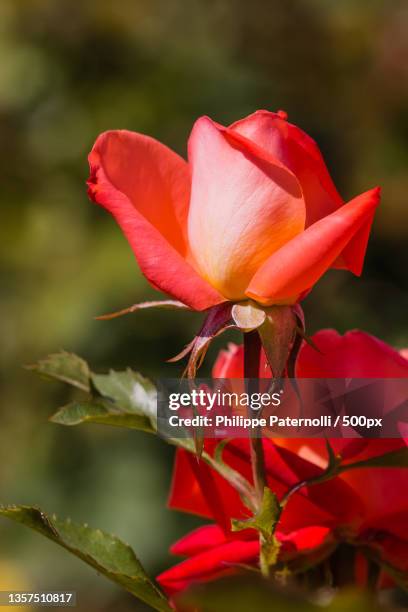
258;306;296;379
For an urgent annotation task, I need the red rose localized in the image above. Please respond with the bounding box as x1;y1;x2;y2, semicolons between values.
88;111;380;310
157;330;408;594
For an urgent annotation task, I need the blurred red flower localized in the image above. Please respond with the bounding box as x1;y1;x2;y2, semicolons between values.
157;330;408;594
88;111;380;310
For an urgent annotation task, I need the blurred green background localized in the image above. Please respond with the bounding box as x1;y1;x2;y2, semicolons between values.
1;0;407;609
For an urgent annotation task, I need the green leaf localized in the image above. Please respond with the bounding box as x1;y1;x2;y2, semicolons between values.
27;351;90;392
91;369;156;416
339;447;408;472
50;401;155;433
0;505;171;612
35;361;158;433
29;355;157;430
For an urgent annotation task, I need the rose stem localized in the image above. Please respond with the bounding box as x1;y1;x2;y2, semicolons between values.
243;330;267;504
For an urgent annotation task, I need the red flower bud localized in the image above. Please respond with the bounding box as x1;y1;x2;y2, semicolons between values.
88;111;380;310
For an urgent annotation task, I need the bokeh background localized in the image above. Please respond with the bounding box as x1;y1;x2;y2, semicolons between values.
1;0;407;610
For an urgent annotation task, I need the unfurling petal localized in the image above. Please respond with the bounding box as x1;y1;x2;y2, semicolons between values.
246;187;380;305
88;130;224;310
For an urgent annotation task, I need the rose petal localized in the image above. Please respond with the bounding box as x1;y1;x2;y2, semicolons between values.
187;116;305;300
88;130;224;310
340;448;408;526
230;110;343;226
212;343;244;378
170;525;229;557
168;447;246;528
279;525;332;554
297;329;408;378
246;187;380;305
159;525;332;595
361;509;408;542
157;539;260;594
